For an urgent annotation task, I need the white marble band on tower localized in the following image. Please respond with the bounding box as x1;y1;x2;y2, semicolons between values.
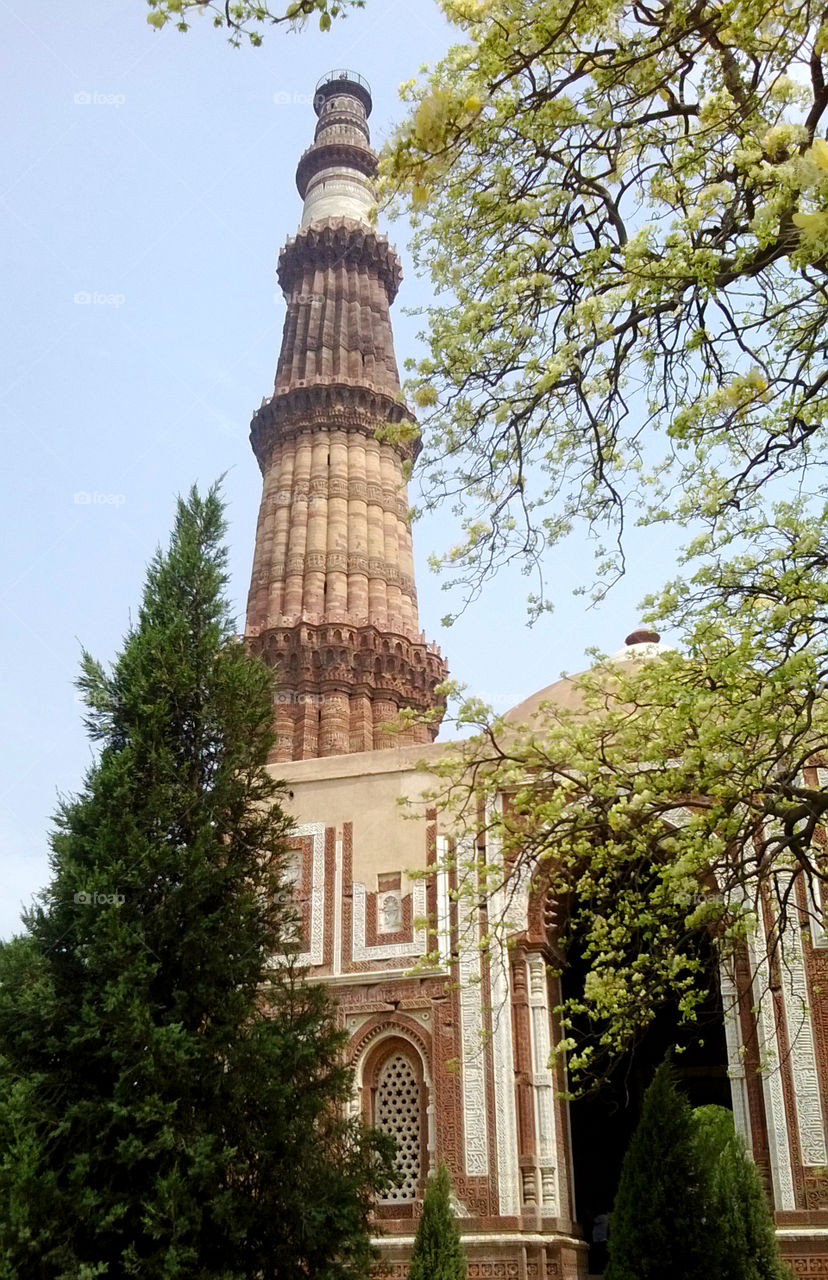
299;70;376;227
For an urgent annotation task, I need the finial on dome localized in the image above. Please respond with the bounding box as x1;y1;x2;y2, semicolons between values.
624;627;661;646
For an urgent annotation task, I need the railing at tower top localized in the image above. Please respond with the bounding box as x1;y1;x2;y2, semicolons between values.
313;69;372;116
315;69;371;95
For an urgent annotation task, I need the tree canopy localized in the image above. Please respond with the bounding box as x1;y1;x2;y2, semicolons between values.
408;1162;467;1280
604;1067;788;1279
604;1061;710;1280
144;0;363;43
378;0;828;618
417;613;826;1085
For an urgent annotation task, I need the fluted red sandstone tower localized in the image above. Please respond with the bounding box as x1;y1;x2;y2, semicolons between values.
246;70;447;762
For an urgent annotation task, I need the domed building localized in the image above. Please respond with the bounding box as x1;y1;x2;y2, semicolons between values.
244;71;828;1278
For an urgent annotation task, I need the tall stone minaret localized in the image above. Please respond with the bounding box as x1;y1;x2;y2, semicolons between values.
246;70;448;763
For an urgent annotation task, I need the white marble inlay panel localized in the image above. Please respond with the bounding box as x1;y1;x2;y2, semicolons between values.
295;822;326;968
748;913;797;1209
779;887;828;1166
487;801;521;1216
435;836;452;967
351;877;427;961
806;880;828;950
720;960;753;1150
490;942;520;1215
527;953;559;1213
457;838;489;1177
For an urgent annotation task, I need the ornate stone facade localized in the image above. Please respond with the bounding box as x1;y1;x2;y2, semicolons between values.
244;71;828;1277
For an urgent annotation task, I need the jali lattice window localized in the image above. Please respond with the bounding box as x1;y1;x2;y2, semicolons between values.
375;1051;422;1201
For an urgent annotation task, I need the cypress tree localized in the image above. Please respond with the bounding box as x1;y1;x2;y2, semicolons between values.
692;1105;790;1280
0;485;393;1279
604;1060;708;1280
408;1161;466;1280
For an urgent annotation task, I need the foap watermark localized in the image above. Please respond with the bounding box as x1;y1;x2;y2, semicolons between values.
74;290;126;307
274;691;326;706
273;292;325;306
474;690;524;708
74;891;125;907
73;490;126;507
74;90;126;108
273;90;325;109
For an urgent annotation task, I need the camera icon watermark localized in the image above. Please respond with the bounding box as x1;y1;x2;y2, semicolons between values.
73;291;126;307
74;91;126;108
73;491;126;507
74;891;125;907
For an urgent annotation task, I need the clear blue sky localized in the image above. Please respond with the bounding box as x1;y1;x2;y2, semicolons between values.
0;0;678;940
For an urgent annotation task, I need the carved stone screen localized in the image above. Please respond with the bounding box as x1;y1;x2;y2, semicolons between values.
376;1052;422;1201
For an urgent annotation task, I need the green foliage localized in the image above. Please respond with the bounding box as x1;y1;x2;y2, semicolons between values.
422;603;827;1084
604;1061;709;1280
380;0;828;618
408;1162;466;1280
693;1106;790;1280
144;0;362;45
604;1072;790;1280
0;484;393;1278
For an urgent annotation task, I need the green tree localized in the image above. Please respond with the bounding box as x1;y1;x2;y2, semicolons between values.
379;0;828;618
693;1106;790;1280
144;0;363;44
408;1161;466;1280
416;606;827;1085
0;485;393;1279
604;1061;708;1280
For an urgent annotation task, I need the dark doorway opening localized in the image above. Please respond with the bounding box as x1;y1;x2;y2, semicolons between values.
561;942;731;1274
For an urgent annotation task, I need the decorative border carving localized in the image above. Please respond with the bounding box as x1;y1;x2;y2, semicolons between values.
353;877;426;962
720;957;754;1149
779;882;828;1167
748;896;797;1209
457;837;490;1178
341;822;431;972
487;811;521;1217
527;952;559;1214
289;822;326;968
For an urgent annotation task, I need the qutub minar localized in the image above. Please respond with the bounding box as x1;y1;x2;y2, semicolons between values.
244;71;828;1277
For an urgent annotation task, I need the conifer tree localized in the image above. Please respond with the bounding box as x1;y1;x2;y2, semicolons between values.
0;485;393;1279
408;1161;466;1280
692;1106;790;1280
604;1061;708;1280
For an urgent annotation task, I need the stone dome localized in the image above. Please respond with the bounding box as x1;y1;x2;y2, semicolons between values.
503;628;671;726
